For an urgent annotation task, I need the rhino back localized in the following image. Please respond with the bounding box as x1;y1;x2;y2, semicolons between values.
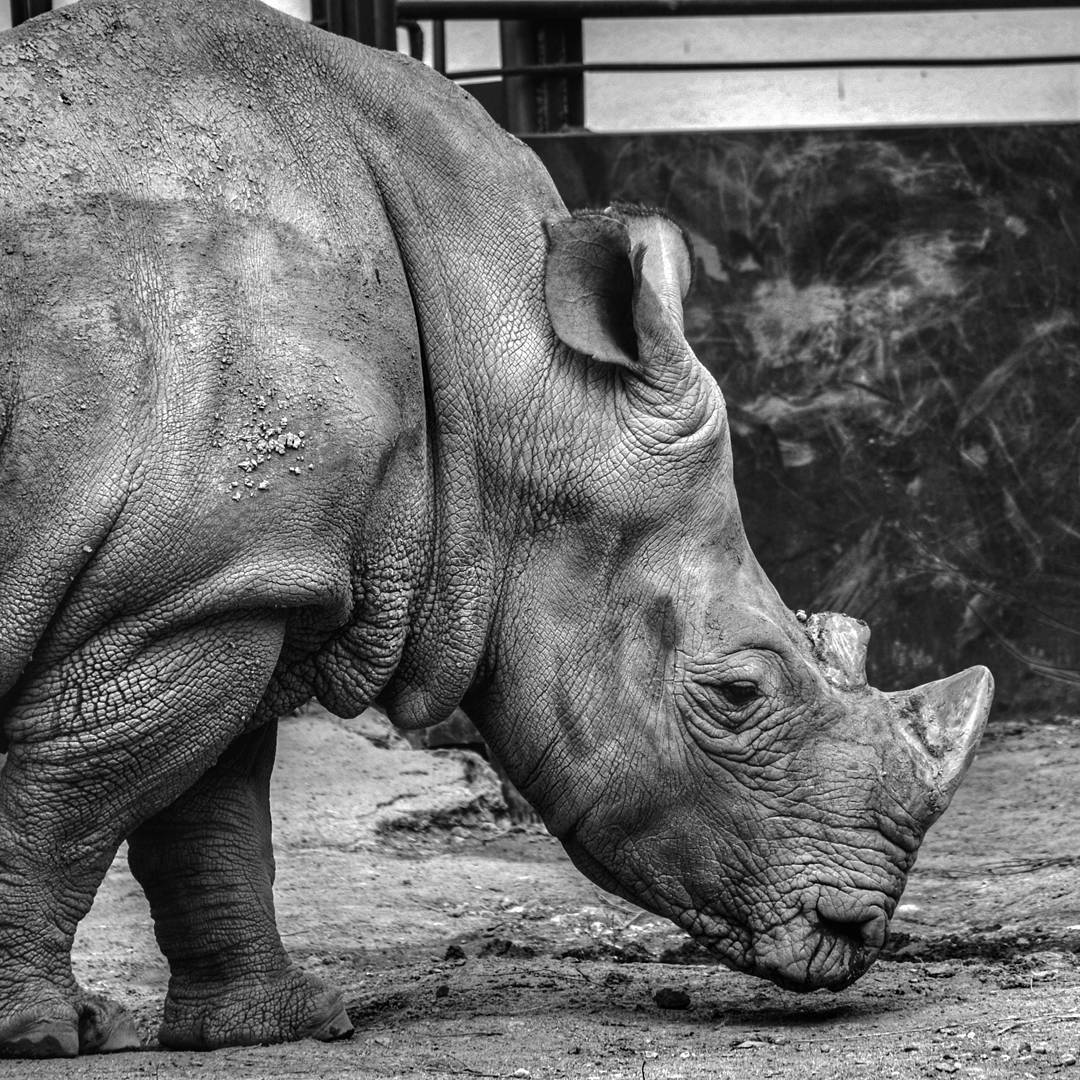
0;0;448;709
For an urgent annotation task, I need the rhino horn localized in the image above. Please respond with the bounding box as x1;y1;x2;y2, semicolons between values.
804;611;870;690
892;665;993;823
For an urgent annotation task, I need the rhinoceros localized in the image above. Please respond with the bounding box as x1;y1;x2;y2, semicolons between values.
0;0;992;1058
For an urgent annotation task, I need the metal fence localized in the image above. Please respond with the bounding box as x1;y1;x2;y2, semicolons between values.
9;0;1080;131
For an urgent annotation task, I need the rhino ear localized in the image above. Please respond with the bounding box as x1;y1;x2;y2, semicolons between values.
543;209;694;374
543;212;641;369
617;206;693;330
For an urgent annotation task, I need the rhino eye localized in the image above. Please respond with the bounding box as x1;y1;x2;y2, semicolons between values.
717;680;760;709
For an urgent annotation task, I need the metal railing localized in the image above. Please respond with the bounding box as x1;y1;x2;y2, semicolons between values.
10;0;1080;133
403;0;1080;132
400;0;1080;13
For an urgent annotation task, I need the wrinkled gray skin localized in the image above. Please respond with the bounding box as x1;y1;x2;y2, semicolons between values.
0;0;992;1058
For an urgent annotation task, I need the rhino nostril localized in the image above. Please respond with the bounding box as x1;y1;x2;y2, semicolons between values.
816;908;887;952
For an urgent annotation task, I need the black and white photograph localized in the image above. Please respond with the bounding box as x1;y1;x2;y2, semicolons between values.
0;1;1076;1076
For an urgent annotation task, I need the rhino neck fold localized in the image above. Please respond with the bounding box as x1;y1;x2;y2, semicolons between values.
366;217;492;729
359;143;509;730
342;55;569;728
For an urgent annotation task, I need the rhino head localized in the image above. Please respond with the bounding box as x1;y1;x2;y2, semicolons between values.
467;205;992;992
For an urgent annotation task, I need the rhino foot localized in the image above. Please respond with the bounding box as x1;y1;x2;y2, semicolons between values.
74;990;142;1053
159;967;353;1050
0;991;142;1058
0;1005;78;1058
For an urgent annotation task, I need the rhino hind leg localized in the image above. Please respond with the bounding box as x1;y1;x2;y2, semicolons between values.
127;721;354;1051
0;612;290;1057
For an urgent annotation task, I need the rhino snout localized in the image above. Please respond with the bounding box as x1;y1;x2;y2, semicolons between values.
748;886;891;993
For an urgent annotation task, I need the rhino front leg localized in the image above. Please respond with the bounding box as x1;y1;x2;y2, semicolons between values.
127;721;353;1051
0;611;289;1057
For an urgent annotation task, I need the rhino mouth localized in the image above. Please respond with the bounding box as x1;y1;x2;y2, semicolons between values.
693;887;892;992
698;923;880;992
754;889;891;992
561;831;894;992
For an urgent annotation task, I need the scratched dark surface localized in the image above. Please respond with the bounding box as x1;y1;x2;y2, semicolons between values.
533;126;1080;710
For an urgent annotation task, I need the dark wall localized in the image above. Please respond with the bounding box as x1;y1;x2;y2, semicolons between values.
530;126;1080;712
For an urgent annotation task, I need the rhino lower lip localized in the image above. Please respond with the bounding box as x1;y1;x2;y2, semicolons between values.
750;933;872;994
790;904;888;991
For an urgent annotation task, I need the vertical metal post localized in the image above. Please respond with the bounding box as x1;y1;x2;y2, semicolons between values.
432;19;446;74
10;0;51;26
355;0;399;50
401;20;424;59
311;0;397;50
499;19;583;135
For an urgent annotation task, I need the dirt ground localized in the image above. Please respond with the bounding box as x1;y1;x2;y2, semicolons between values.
7;703;1080;1080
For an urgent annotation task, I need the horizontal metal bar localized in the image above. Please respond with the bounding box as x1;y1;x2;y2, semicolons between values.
449;54;1080;79
399;0;1080;18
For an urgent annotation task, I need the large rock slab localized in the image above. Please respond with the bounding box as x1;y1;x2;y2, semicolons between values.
273;705;506;849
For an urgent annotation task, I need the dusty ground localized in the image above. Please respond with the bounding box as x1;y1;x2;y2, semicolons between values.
7;704;1080;1079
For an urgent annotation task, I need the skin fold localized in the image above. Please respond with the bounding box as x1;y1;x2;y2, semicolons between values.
0;0;992;1057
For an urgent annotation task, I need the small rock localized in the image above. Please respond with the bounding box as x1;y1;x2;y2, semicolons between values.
653;987;691;1010
478;937;536;959
443;944;466;962
1061;1055;1078;1067
434;984;449;999
924;962;960;979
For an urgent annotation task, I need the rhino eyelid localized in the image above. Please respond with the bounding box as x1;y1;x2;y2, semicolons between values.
688;659;770;688
681;675;765;735
714;680;761;708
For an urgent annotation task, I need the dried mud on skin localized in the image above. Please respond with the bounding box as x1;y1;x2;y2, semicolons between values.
5;712;1080;1079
